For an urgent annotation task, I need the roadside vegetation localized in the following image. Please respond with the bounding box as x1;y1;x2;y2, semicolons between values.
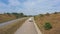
0;17;29;34
39;14;44;17
34;12;60;34
0;13;28;23
0;12;30;34
43;22;52;30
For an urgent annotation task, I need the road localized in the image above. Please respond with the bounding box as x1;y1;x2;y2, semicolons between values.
14;17;42;34
0;18;27;28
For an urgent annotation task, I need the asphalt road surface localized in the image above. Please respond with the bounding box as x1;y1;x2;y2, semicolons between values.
14;17;42;34
0;18;27;28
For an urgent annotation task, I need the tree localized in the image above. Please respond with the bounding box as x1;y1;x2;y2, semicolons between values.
12;13;19;18
54;12;58;14
12;13;24;18
6;13;11;17
19;13;24;17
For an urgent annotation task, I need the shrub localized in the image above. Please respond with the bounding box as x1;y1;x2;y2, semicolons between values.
43;22;52;30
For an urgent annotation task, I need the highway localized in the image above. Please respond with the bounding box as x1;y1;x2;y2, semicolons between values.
0;17;42;34
15;17;42;34
0;18;27;28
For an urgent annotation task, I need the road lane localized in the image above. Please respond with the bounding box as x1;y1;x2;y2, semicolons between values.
14;17;38;34
0;17;27;28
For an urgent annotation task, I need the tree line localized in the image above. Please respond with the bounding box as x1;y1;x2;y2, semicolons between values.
4;13;27;18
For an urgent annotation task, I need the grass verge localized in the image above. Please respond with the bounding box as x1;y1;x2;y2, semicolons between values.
0;17;29;34
34;13;60;34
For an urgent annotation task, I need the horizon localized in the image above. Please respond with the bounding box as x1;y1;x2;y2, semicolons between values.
0;0;60;15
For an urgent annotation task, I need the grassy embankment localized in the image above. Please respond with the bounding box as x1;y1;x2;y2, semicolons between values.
34;13;60;34
0;14;16;23
0;17;29;34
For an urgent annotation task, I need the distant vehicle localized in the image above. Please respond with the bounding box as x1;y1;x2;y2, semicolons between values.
29;20;33;22
29;19;33;22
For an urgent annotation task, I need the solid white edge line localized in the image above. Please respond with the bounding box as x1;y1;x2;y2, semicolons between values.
33;17;42;34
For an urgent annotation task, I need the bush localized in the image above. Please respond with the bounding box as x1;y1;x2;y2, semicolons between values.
44;22;52;30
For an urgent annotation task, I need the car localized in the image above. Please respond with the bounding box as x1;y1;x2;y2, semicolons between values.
29;19;33;22
29;20;33;22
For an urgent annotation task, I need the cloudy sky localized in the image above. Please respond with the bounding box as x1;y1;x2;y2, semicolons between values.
0;0;60;15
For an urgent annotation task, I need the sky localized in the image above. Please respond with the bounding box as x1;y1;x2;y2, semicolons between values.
0;0;60;15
